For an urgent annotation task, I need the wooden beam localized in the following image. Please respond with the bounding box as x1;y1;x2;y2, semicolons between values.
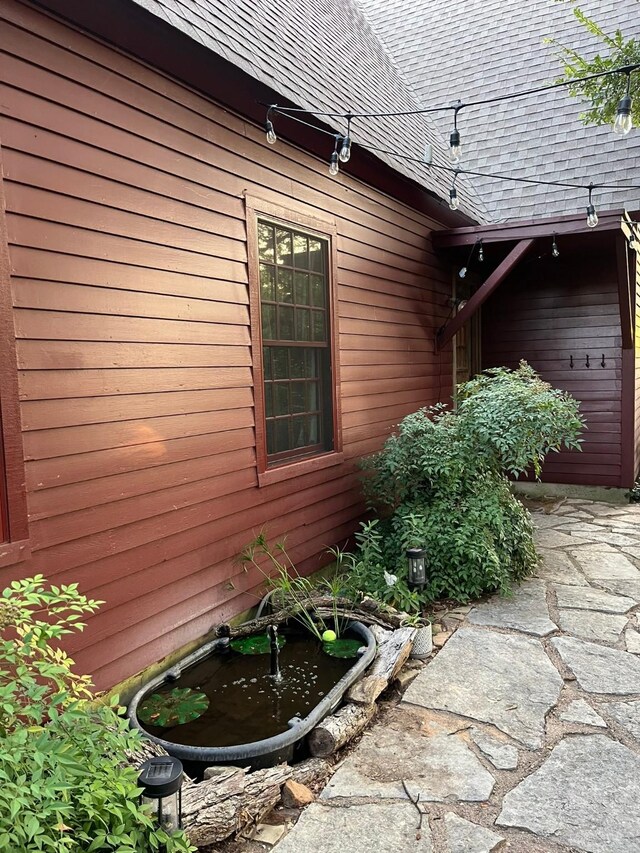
436;239;535;351
616;232;634;350
433;210;626;248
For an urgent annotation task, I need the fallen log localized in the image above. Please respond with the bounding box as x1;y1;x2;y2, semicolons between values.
290;756;333;789
308;702;376;757
347;626;415;705
181;764;291;847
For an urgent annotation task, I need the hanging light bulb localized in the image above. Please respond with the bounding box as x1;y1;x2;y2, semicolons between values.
552;233;560;258
478;240;484;263
449;186;459;210
613;73;633;136
449;103;462;163
458;266;467;279
265;119;277;144
586;184;598;228
338;135;351;163
329;151;340;176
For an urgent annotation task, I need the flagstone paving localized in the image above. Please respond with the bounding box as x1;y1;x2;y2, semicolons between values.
274;498;640;852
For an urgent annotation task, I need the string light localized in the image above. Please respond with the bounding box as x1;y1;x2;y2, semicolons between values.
552;233;560;258
339;116;352;163
449;171;460;210
329;135;341;176
586;184;598;228
449;102;462;164
458;238;481;278
478;239;484;263
265;106;277;144
614;72;633;136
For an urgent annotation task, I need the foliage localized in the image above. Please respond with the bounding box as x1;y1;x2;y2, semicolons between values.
230;633;286;655
321;638;363;659
341;363;584;606
240;532;350;640
138;687;210;727
0;576;195;853
546;1;640;126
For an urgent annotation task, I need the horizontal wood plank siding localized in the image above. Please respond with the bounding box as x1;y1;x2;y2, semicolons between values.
0;1;453;689
635;248;640;478
482;247;623;487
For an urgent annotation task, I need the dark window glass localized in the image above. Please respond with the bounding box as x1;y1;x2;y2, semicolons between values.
258;220;333;463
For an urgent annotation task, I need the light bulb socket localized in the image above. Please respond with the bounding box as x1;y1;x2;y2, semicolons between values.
449;187;459;210
265;119;277;144
329;151;340;176
586;204;598;228
617;94;632;116
338;135;351;163
614;94;633;135
449;129;461;162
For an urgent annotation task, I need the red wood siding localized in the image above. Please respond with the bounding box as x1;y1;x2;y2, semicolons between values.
0;1;453;690
634;247;640;479
482;245;623;487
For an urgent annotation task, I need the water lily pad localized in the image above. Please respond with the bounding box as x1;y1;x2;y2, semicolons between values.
322;638;363;658
138;687;209;727
230;633;286;655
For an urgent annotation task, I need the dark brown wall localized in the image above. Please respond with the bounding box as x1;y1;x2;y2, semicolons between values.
635;248;640;479
0;1;453;689
482;243;623;487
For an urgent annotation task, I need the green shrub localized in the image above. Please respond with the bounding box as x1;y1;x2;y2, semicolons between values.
347;363;584;605
0;576;195;853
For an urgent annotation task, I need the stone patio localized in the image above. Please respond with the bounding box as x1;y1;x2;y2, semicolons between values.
273;498;640;852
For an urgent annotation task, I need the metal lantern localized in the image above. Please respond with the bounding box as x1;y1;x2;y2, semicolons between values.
138;756;184;832
406;546;427;588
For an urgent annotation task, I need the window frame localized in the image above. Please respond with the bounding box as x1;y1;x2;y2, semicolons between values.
0;155;30;567
246;196;343;487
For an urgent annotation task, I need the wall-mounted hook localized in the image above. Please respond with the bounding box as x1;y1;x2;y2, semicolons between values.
601;354;606;368
569;355;574;369
585;354;590;368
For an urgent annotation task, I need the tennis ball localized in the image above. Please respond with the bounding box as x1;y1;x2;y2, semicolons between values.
322;629;337;643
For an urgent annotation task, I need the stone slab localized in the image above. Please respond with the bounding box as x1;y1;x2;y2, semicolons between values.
553;584;635;614
467;579;556;636
443;813;504;853
626;629;640;654
602;700;640;742
559;699;606;727
534;549;588;586
403;628;562;748
599;578;640;602
273;802;433;853
497;735;640;853
321;720;494;803
557;609;628;643
533;529;593;549
470;727;519;769
551;636;640;693
570;548;640;581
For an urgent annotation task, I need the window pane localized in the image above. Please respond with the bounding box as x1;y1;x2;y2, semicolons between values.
260;263;275;301
292;416;307;448
307;381;318;412
263;347;272;379
262;304;276;339
294;272;310;305
305;349;318;378
290;349;305;378
266;420;276;455
291;382;305;413
308;415;319;444
273;347;289;379
295;308;311;341
258;223;275;262
264;384;274;417
308;239;323;272
275;419;290;453
275;229;292;266
293;234;308;267
310;274;325;307
274;383;289;416
276;268;293;303
279;305;294;340
312;310;326;342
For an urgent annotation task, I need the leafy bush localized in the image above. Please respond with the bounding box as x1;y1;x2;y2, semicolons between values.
346;363;584;605
0;576;195;853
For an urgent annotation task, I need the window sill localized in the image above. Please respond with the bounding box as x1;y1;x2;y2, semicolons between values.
0;538;31;569
258;451;344;487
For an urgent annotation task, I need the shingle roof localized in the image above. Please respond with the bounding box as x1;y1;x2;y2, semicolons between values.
360;0;640;223
128;0;487;221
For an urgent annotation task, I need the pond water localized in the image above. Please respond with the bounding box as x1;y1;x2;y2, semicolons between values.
140;627;356;748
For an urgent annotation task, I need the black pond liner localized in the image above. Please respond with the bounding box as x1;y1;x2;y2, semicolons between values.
127;620;375;771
